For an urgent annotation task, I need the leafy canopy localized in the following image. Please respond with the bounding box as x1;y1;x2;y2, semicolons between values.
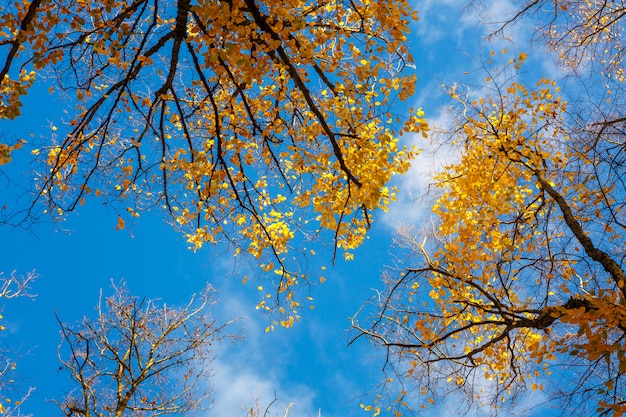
0;0;426;316
354;47;626;415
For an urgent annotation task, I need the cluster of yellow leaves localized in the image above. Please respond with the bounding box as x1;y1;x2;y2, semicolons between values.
0;71;35;120
360;403;381;417
363;53;626;415
381;56;626;414
0;0;65;118
0;140;24;166
1;0;423;315
422;73;570;385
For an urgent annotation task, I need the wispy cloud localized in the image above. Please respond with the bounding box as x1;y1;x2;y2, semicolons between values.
208;356;317;417
206;287;320;417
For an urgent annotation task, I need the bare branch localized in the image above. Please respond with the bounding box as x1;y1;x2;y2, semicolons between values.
55;282;238;417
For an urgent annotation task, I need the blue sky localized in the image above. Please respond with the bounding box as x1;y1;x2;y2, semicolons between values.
0;1;568;416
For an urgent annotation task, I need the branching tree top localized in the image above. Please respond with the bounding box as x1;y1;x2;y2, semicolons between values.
0;271;38;417
353;49;626;415
55;282;235;417
0;0;427;315
347;0;626;413
485;0;626;80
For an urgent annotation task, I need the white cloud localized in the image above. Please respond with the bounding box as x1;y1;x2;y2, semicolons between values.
384;107;460;230
413;0;469;45
205;284;321;417
208;357;318;417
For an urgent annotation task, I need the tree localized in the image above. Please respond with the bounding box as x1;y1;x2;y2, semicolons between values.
0;0;427;314
0;270;38;416
54;282;235;417
352;39;626;415
489;0;626;81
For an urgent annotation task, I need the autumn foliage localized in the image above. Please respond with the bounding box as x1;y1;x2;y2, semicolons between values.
13;0;626;415
354;24;626;417
0;0;425;315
